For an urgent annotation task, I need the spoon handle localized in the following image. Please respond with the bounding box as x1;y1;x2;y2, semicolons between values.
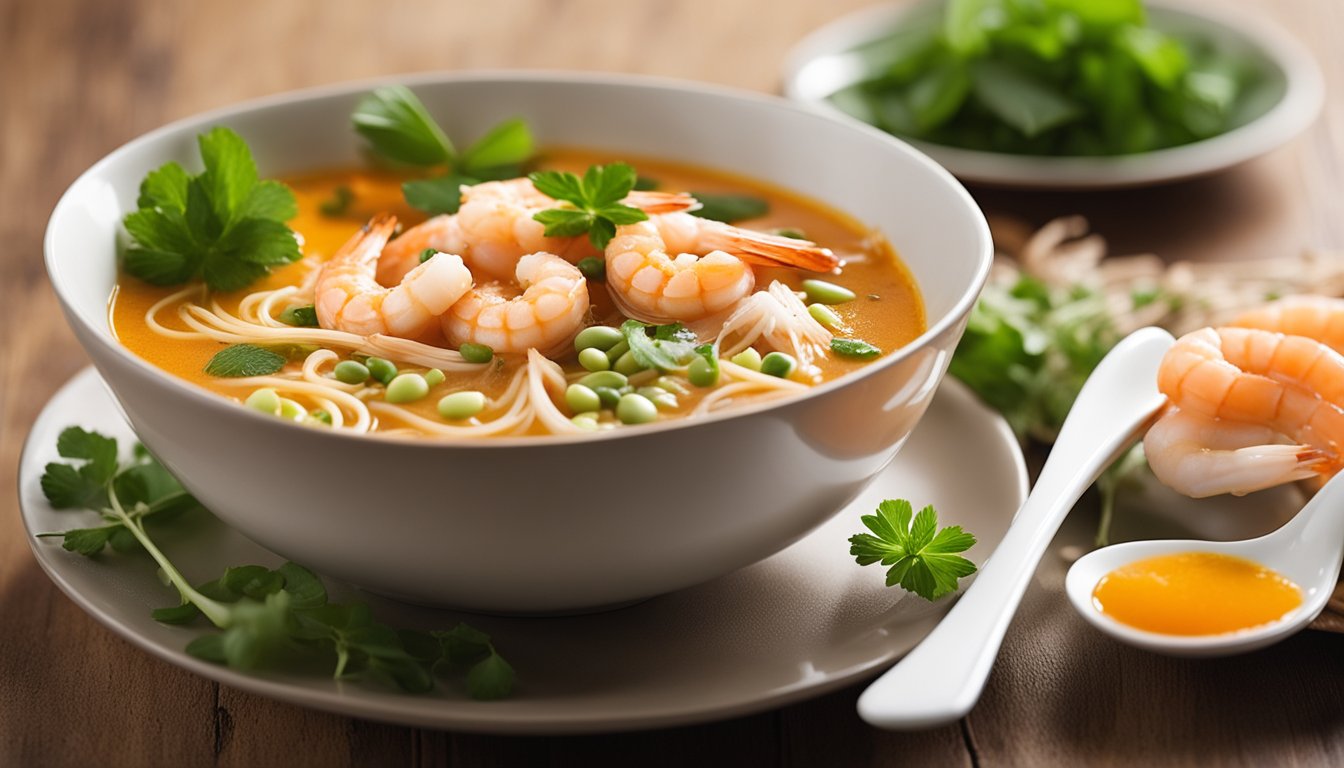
857;327;1174;730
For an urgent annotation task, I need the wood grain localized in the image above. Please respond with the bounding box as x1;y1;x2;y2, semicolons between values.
2;0;1341;766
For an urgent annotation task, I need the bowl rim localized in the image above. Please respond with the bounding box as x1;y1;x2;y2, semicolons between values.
44;69;993;448
781;0;1326;189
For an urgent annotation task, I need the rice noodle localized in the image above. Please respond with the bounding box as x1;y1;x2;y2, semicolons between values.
715;281;832;379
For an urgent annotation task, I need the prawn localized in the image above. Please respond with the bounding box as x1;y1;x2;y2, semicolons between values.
1232;295;1344;354
378;178;697;285
315;214;473;341
1147;326;1344;496
1143;406;1325;498
605;212;839;324
441;251;589;356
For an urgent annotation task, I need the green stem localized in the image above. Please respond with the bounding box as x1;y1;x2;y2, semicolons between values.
105;487;233;628
1095;480;1116;549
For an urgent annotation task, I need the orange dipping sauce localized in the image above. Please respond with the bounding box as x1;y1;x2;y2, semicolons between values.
1091;552;1302;636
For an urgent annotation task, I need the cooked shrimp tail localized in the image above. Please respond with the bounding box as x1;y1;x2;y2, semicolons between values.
624;190;701;214
696;223;838;272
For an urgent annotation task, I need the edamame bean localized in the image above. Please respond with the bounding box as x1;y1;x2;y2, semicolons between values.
731;348;762;371
655;376;691;396
616;393;659;425
613;350;646;376
687;356;718;387
637;386;678;411
604;339;630;363
438;391;486;420
578;371;628;390
565;384;602;414
386;373;430;403
424;368;446;387
807;303;843;330
334;360;370;384
574;325;624;352
761;351;798;379
593;386;621;408
802;279;856;305
578;347;610;372
245;388;280;415
278;398;307;421
459;343;494;364
571;413;600;431
365;357;397;384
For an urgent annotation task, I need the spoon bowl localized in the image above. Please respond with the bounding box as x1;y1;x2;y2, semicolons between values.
1066;472;1344;657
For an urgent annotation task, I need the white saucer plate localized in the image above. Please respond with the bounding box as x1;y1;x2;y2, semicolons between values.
19;369;1027;734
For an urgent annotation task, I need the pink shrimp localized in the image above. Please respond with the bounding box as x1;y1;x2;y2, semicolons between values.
604;212;838;324
315;215;473;341
441;252;589;356
1231;295;1344;354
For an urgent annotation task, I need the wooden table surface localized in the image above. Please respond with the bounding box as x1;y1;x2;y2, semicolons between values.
3;0;1342;765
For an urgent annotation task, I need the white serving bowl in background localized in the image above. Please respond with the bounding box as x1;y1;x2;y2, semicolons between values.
44;72;991;613
784;0;1324;189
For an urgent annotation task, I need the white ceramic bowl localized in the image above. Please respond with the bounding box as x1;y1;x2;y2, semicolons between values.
784;0;1324;189
44;72;992;613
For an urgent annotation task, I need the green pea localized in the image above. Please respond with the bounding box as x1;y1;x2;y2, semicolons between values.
578;370;628;390
593;386;621;408
459;343;494;364
807;303;844;330
802;279;856;305
604;339;630;363
577;257;606;282
688;355;719;387
731;348;762;371
565;384;602;414
574;325;624;352
571;413;600;431
637;386;678;411
365;357;397;385
334;360;370;385
245;388;280;415
424;368;446;387
613;350;646;376
278;398;307;421
761;351;798;379
655;376;691;396
309;409;333;426
616;393;659;425
386;373;430;403
578;347;610;372
438;391;486;420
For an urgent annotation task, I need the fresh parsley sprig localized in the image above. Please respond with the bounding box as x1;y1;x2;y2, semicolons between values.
530;163;649;250
352;86;536;215
123;127;301;292
38;427;515;699
849;499;977;601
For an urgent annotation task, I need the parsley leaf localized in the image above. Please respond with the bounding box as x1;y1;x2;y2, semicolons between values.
352;86;455;166
401;173;475;216
689;192;769;223
849;499;977;601
204;344;287;377
122;127;300;292
529;163;648;250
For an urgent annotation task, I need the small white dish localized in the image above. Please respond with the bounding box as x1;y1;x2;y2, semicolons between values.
1066;471;1344;658
20;369;1026;734
783;0;1324;189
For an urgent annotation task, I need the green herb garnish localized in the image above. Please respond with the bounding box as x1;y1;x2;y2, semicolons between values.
831;338;883;359
352;86;535;215
849;499;977;601
38;427;515;699
620;319;701;371
123;127;300;291
204;344;287;378
318;185;354;218
278;305;318;328
834;0;1256;156
530;163;649;250
577;256;606;282
688;192;769;224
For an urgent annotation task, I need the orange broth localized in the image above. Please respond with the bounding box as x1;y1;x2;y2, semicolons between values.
110;148;925;435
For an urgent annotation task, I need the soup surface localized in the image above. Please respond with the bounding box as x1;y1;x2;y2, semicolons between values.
112;149;925;437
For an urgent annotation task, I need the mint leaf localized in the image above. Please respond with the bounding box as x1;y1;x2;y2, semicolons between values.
689;192;768;224
849;499;977;600
204;344;286;377
351;85;454;166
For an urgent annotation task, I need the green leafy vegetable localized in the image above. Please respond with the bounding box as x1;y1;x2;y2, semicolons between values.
318;185;354;218
849;499;977;601
689;192;769;224
204;344;287;378
530;163;648;250
278;305;318;328
620;319;701;371
352;85;455;166
831;338;883;360
123;127;301;291
37;427;516;699
834;0;1256;155
401;174;475;216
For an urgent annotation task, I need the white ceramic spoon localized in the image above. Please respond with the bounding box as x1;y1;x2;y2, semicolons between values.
858;327;1175;730
1065;471;1344;657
